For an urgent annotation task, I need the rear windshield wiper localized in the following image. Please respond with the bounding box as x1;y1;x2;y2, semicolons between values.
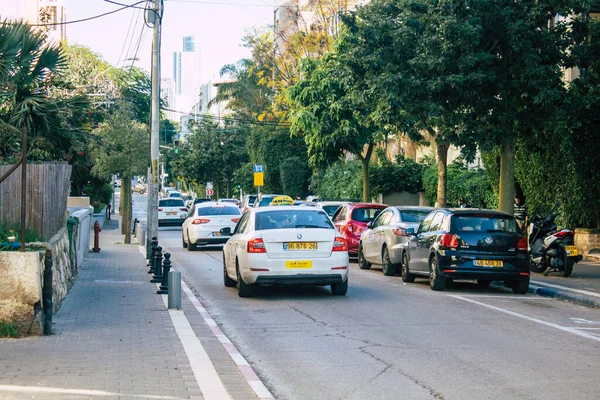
295;224;328;229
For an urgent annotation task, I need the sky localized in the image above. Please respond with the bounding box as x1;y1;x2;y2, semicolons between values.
64;0;274;82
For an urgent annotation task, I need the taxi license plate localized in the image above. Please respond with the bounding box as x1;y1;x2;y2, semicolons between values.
286;260;312;269
474;260;503;267
166;212;177;215
284;242;317;251
565;245;579;256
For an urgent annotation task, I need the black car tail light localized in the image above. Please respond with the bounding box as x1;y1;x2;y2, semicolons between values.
517;236;528;251
441;233;459;248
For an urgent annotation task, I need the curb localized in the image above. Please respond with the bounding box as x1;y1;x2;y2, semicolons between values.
527;283;600;309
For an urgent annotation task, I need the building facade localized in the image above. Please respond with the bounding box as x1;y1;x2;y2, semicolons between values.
172;36;201;114
1;0;67;44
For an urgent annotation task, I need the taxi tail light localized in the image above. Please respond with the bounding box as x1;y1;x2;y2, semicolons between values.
333;237;348;252
247;238;266;253
180;208;188;211
192;218;210;225
517;236;528;251
393;228;407;236
231;218;240;223
441;233;459;248
158;208;163;211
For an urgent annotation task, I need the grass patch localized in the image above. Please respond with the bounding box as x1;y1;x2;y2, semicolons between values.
0;223;43;250
0;322;19;338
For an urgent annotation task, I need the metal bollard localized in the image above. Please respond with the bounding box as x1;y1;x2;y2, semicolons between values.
132;218;139;234
151;246;163;283
168;270;181;309
157;253;172;294
148;237;157;273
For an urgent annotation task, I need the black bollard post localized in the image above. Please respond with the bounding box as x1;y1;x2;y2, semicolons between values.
148;237;157;273
158;253;172;294
151;246;163;283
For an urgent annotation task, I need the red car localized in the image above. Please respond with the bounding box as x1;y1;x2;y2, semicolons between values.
332;202;388;255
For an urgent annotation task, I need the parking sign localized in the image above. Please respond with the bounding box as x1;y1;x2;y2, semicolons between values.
253;164;264;173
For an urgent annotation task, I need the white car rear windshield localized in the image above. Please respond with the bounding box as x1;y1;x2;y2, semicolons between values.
159;199;185;207
197;206;241;216
255;210;334;230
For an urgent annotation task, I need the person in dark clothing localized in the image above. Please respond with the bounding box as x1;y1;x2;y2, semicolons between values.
457;197;467;208
514;195;527;232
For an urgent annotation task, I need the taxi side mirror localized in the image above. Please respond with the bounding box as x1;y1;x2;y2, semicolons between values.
220;227;232;236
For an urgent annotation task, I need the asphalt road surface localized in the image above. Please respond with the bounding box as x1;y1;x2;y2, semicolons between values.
133;192;600;400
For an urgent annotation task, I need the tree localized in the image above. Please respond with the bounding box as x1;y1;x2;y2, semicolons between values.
288;55;382;202
89;105;149;243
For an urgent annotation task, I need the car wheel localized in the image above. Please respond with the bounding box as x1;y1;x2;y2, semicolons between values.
331;278;348;296
429;255;446;291
401;252;415;283
358;244;371;270
477;279;492;288
381;246;398;276
182;233;188;248
223;255;235;288
236;261;253;298
512;278;530;294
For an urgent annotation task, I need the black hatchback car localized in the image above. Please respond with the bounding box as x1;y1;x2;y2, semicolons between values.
403;209;530;293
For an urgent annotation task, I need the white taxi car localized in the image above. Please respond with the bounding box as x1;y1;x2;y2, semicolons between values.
182;202;241;251
222;206;349;297
158;198;188;226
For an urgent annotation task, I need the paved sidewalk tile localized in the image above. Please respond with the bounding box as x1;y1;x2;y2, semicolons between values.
0;221;202;400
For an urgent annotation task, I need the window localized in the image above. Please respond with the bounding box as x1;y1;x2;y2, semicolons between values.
234;213;250;234
333;206;347;222
255;210;334;231
428;212;445;232
372;211;389;228
351;207;384;223
453;215;518;233
417;212;435;234
196;206;241;216
159;199;185;207
399;210;431;223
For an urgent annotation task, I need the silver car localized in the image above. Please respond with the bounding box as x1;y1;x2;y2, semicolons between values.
358;206;435;276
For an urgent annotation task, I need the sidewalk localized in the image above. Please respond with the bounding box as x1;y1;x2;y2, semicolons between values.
0;219;268;400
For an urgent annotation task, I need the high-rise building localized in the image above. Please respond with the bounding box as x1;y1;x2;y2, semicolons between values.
2;0;67;44
172;36;201;113
160;77;177;121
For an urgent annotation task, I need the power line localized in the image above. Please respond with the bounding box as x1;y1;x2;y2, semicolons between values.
103;0;147;10
1;1;148;26
117;3;140;66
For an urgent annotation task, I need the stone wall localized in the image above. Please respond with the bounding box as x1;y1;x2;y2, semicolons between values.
575;228;600;258
49;226;74;312
0;252;45;335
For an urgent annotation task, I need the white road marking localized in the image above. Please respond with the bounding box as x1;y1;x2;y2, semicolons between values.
449;295;600;342
0;385;177;398
454;295;551;299
570;317;600;325
531;280;600;298
159;290;233;400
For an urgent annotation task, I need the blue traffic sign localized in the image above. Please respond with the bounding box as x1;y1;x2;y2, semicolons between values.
253;164;264;173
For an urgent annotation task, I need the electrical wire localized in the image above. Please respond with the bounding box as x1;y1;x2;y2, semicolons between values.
103;0;147;10
117;4;140;66
1;1;148;26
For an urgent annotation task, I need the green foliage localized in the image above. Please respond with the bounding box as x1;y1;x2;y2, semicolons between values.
0;222;43;249
84;178;113;208
370;149;423;195
233;162;255;196
315;160;362;201
280;156;309;198
422;159;496;209
0;322;18;337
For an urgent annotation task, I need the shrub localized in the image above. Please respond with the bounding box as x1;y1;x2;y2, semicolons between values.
280;156;309;198
316;160;362;201
371;150;423;195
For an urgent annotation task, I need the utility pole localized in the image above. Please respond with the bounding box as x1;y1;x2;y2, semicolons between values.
147;0;162;257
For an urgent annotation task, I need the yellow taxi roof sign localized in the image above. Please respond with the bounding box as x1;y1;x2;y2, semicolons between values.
270;195;294;206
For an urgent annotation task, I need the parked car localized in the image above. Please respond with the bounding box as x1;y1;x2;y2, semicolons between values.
192;197;212;206
315;201;345;218
218;198;241;206
294;200;317;206
114;178;121;188
402;208;530;293
241;195;257;212
158;198;188;226
161;187;177;198
358;206;435;275
253;194;285;208
182;202;241;250
168;191;183;198
331;203;388;256
132;182;147;194
222;206;349;297
305;195;320;202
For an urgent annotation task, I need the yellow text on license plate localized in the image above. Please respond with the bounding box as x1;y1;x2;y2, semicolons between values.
284;242;317;251
565;245;579;256
286;260;312;269
474;260;503;267
166;212;177;215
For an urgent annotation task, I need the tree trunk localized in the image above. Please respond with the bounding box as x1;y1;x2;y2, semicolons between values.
360;143;374;203
119;180;124;216
122;175;132;243
436;142;449;208
498;138;515;215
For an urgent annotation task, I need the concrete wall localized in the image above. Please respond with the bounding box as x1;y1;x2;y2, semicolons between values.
575;229;600;258
378;192;424;207
67;196;90;207
68;207;93;268
0;251;45;336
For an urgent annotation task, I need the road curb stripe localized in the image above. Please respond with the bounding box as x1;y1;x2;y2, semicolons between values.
181;280;275;400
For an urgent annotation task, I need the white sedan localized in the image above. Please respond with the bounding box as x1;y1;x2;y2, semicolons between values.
158;198;188;226
222;206;349;297
182;202;241;250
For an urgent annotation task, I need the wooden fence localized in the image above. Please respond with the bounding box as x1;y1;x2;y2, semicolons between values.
0;162;72;240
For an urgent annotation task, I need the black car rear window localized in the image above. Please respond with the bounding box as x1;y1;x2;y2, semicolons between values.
400;210;430;223
159;199;185;207
193;198;211;204
197;206;241;216
322;205;341;216
255;210;334;230
453;216;518;233
351;207;383;222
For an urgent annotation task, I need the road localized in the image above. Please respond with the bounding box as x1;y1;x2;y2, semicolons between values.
132;192;600;400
